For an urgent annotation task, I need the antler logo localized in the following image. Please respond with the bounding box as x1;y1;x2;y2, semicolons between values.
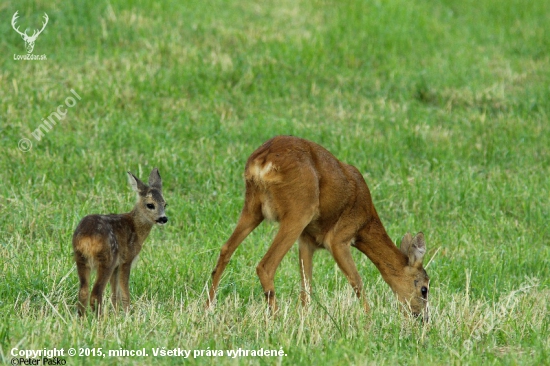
12;11;49;54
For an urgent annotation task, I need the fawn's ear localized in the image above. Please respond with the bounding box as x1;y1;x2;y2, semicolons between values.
127;172;148;195
148;168;162;190
400;232;426;268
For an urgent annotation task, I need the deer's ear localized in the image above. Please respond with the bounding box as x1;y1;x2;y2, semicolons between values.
408;233;426;267
148;168;162;190
400;232;414;257
127;172;147;195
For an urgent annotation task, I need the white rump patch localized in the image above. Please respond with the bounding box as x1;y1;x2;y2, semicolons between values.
250;161;276;181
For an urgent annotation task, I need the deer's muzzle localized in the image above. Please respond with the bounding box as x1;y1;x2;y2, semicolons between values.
156;216;168;225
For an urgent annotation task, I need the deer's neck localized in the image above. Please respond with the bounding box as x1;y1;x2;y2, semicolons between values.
129;208;154;245
358;224;408;291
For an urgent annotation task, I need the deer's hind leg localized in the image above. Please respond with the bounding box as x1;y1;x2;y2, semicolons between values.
90;266;114;316
75;254;91;317
90;262;116;316
208;185;264;308
256;213;314;312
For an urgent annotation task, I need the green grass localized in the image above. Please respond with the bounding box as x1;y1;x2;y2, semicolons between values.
1;0;549;364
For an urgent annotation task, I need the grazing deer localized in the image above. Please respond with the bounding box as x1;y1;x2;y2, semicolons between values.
207;136;430;321
11;11;49;54
73;168;168;316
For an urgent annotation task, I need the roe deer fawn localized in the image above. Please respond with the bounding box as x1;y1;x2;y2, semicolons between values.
73;168;168;316
207;136;430;321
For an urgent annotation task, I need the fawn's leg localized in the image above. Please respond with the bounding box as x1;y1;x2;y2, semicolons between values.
110;266;120;310
76;260;90;317
118;263;133;312
90;264;115;316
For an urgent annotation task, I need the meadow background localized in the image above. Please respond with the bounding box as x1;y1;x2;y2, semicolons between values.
1;0;549;364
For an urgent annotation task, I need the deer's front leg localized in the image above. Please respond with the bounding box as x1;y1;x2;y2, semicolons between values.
118;263;133;312
110;266;120;310
298;234;316;307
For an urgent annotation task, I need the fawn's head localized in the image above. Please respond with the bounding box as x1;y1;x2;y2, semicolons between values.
127;168;168;225
393;232;430;322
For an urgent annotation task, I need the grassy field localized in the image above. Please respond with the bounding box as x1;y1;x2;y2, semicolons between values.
1;0;549;364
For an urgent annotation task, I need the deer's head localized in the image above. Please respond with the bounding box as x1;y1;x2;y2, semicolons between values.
12;11;49;54
128;168;168;226
393;232;430;322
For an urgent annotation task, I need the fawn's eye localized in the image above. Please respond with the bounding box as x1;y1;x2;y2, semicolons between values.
164;203;168;208
146;203;155;209
421;286;428;299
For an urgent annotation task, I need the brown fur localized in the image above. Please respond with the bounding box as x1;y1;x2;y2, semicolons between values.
207;136;430;320
73;168;168;316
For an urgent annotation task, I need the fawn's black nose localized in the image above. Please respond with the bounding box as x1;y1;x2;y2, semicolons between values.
156;216;168;224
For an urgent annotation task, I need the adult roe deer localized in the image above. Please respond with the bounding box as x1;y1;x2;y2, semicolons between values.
73;168;168;316
207;136;430;321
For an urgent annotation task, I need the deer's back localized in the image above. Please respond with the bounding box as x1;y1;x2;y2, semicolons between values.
72;214;138;266
245;136;377;243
